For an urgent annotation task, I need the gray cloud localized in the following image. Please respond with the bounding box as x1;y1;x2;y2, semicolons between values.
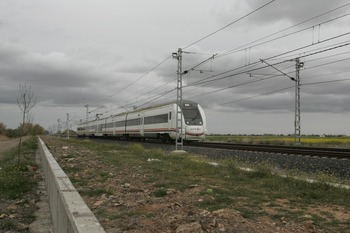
0;43;129;107
216;0;350;26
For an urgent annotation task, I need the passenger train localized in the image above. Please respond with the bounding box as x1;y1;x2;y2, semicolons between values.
76;100;207;141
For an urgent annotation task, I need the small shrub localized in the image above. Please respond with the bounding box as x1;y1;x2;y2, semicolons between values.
80;188;111;197
154;188;167;197
127;144;144;155
0;164;34;199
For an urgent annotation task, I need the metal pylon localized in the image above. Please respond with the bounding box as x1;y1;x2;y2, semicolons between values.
175;48;183;151
294;58;302;146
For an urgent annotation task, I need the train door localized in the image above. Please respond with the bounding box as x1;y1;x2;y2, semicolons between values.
168;111;172;129
139;113;144;137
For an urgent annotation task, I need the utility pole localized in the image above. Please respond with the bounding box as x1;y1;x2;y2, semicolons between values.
66;113;70;139
260;58;303;146
294;58;303;146
172;48;184;151
84;104;89;122
85;104;89;136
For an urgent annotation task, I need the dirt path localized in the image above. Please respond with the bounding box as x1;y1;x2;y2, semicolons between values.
0;137;29;158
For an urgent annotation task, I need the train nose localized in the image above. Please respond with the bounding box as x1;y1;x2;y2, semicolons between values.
186;126;204;136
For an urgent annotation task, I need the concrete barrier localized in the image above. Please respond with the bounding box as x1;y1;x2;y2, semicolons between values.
38;137;106;233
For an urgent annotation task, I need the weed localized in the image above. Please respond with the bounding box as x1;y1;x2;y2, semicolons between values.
62;165;81;174
80;188;112;197
127;144;144;155
0;220;16;230
153;188;167;197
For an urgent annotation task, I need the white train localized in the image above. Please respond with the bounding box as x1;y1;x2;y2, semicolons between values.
77;100;207;141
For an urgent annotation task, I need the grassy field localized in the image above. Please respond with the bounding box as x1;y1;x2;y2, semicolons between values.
0;137;39;231
0;137;38;199
44;137;350;232
205;135;350;148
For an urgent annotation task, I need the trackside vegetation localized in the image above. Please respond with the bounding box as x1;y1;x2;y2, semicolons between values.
0;137;39;231
205;135;350;147
43;137;350;232
0;137;38;199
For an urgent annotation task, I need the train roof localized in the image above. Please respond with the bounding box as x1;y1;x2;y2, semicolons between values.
78;100;199;125
111;100;199;116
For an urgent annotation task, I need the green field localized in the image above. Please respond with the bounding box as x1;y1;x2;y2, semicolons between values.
205;135;350;148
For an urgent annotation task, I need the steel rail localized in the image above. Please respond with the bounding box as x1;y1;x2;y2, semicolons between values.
189;142;350;159
76;136;350;159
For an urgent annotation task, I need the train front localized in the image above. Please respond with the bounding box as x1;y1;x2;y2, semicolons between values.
181;102;207;141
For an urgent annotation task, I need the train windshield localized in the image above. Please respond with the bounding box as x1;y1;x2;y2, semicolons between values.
181;103;203;125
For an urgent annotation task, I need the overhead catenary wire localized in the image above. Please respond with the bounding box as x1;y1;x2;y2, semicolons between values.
82;36;350;123
86;0;349;114
87;0;277;114
67;1;350;129
185;36;350;88
217;10;350;59
179;5;350;96
88;55;172;113
184;49;350;110
182;0;276;50
187;53;350;103
208;78;350;109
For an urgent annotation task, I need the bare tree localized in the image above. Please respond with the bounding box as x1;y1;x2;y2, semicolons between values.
17;83;37;163
0;122;6;135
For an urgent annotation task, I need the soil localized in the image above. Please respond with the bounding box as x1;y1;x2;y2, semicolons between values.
0;138;20;155
41;136;347;233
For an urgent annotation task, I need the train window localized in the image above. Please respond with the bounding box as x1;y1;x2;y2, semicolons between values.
127;118;141;126
144;114;168;125
169;112;171;120
115;121;125;127
182;108;203;125
106;122;114;128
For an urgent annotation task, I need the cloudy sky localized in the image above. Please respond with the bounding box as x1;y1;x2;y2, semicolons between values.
1;0;350;135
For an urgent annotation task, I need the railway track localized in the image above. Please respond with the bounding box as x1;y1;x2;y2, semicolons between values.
189;141;350;159
77;136;350;160
76;136;350;178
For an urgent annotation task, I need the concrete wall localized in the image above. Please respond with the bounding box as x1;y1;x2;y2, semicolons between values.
38;137;106;233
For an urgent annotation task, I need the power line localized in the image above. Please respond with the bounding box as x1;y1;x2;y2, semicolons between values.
180;3;350;95
183;0;276;50
216;86;294;107
217;2;350;58
209;78;350;108
88;55;172;113
87;0;276;113
271;39;350;61
185;52;350;109
185;36;350;88
82;2;277;115
302;79;350;86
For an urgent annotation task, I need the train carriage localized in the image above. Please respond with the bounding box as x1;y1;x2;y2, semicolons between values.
77;100;207;141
